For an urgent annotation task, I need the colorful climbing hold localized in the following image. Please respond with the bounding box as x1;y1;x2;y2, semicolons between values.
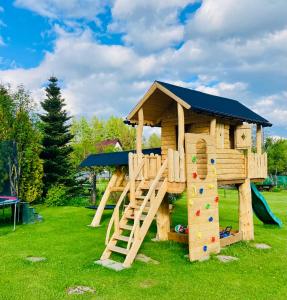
192;172;197;179
215;196;219;203
205;203;211;209
211;236;216;243
208;216;214;222
211;158;216;164
192;155;197;163
196;210;201;217
203;245;208;252
211;166;217;175
199;187;204;194
191;185;197;197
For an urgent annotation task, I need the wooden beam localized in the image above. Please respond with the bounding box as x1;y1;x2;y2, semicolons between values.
256;124;262;155
210;118;216;136
136;108;144;155
90;170;123;227
177;103;185;182
156;195;170;241
238;178;254;240
127;82;190;122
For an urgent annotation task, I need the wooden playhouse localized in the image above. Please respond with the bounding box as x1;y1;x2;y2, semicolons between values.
94;81;271;269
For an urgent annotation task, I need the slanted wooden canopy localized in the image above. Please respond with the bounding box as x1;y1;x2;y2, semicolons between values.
127;81;272;127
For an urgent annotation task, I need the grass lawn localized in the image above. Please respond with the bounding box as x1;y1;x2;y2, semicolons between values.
0;189;286;300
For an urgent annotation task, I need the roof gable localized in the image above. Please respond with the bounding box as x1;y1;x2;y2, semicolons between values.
156;81;271;127
127;81;271;127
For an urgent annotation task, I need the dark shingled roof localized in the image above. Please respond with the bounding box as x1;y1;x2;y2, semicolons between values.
80;148;161;168
156;81;272;127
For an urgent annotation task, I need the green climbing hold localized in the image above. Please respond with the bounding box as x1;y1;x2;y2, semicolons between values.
205;203;211;209
192;155;197;163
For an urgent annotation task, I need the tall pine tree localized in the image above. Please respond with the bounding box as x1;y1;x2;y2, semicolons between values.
40;77;73;194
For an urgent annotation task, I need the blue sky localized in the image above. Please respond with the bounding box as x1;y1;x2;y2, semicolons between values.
0;0;287;138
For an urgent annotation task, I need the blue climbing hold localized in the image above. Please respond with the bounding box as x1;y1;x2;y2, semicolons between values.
199;188;204;194
203;245;208;252
208;216;213;222
211;158;215;164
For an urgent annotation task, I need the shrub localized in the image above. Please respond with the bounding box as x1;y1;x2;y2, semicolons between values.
68;196;90;207
271;186;282;193
45;185;68;206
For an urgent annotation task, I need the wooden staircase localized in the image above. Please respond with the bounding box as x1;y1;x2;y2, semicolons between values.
96;159;168;270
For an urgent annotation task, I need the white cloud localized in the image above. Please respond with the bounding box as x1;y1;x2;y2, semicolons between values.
110;0;193;52
14;0;108;20
0;27;157;117
2;0;287;138
186;0;287;39
252;91;287;127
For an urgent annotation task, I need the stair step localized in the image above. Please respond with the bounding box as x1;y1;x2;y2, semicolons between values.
141;181;163;190
109;245;129;255
115;235;134;242
136;195;146;200
120;224;133;231
127;214;147;221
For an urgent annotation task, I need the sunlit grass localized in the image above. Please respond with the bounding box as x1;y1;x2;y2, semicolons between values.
0;189;286;299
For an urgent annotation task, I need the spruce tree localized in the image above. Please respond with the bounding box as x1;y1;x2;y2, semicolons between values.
40;77;73;193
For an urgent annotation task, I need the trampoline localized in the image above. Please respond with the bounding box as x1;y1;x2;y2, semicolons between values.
0;196;19;231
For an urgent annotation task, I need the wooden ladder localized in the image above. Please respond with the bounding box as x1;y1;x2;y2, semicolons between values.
98;159;168;269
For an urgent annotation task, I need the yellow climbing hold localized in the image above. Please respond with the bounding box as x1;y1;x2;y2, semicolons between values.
197;232;202;239
190;185;197;197
208;184;214;189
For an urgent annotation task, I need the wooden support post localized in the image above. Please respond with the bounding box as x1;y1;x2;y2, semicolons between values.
256;124;262;155
238;178;254;240
156;194;170;241
136;108;144;180
129;153;135;206
90;169;122;227
136;108;144;155
177;103;185;182
210;118;216;136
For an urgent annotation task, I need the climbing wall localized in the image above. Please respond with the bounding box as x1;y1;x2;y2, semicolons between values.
185;133;220;261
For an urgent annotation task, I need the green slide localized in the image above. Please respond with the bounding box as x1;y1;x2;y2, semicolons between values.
251;183;283;227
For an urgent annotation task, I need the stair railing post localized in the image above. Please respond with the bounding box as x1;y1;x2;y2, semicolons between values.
129;152;135;207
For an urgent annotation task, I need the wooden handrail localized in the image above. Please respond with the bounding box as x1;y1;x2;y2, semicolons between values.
127;159;168;250
105;159;145;245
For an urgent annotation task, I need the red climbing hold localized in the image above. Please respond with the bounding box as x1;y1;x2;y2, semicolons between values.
192;172;197;179
211;236;216;243
215;196;219;203
196;210;201;216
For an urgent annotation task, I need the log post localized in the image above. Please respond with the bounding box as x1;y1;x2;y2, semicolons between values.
136;108;144;155
256;124;262;155
238;178;254;240
90;169;122;227
210;118;216;136
129;153;135;206
136;108;144;180
177;103;185;182
156;194;170;240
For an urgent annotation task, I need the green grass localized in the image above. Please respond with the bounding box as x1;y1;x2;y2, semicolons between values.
0;189;287;300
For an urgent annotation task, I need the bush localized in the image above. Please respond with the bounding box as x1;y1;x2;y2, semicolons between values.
68;196;90;207
271;186;282;193
45;185;68;206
